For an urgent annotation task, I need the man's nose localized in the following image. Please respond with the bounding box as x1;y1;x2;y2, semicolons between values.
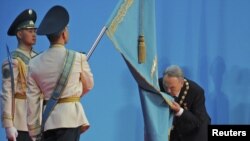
167;88;171;93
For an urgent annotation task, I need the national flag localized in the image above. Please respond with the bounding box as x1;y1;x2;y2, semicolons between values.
105;0;173;141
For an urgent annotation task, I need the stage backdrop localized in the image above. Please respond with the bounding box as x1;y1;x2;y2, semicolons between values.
1;0;250;141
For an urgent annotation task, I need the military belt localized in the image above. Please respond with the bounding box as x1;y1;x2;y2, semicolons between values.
43;97;80;105
14;93;26;99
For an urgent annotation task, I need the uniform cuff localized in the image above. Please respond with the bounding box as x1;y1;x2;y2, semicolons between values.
28;125;41;137
2;115;14;128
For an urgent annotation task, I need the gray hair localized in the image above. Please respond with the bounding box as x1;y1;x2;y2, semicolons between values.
162;65;184;92
163;65;184;78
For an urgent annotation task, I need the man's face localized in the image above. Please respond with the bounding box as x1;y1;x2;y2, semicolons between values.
163;76;183;97
18;28;37;46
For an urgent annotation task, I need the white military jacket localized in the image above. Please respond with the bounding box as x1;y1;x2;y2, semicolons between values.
1;47;37;131
26;44;94;137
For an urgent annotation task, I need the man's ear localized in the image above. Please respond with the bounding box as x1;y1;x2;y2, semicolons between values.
62;30;66;40
16;30;22;39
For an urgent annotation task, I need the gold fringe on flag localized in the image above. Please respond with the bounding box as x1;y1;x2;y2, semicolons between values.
138;35;146;64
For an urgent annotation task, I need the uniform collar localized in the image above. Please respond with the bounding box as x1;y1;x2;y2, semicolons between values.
17;46;35;58
50;44;65;48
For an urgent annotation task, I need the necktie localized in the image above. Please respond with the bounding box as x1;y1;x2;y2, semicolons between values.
173;96;178;102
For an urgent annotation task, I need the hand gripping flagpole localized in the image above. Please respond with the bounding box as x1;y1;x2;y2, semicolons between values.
6;44;15;118
86;26;107;60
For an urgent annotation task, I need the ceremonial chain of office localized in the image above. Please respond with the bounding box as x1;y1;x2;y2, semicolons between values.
179;79;189;109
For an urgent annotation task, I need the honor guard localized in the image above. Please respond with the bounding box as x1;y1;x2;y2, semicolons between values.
1;9;38;141
26;5;94;141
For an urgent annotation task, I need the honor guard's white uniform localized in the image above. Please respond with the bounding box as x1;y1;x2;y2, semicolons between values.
2;8;37;140
1;47;37;131
26;44;94;137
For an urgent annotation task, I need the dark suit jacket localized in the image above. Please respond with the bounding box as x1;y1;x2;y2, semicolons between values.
159;78;211;141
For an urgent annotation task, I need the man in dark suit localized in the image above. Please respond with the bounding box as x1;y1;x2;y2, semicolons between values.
159;65;211;141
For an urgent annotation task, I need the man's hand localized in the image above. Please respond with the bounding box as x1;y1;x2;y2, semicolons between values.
170;101;184;116
170;101;181;113
5;127;18;141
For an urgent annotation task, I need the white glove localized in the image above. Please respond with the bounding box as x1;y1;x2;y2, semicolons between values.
5;127;18;141
31;134;42;141
31;136;36;141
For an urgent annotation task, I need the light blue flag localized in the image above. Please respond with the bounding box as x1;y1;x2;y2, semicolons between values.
106;0;173;141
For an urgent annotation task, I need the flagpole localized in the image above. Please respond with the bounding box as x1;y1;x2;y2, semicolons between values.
87;26;107;60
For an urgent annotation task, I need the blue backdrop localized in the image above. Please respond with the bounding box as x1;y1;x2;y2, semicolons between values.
1;0;250;141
